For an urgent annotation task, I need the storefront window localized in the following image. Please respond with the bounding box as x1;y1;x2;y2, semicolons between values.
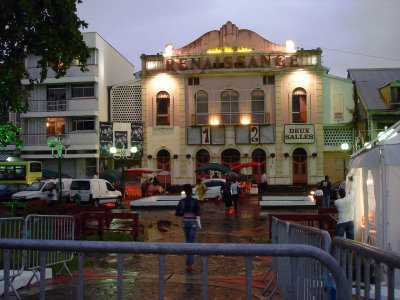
221;89;239;124
292;88;307;123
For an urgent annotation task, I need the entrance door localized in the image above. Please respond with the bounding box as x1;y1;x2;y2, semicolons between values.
196;149;210;181
252;148;266;183
292;148;307;184
156;150;171;187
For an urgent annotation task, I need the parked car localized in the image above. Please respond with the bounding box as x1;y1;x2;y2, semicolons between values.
192;178;225;200
11;179;72;203
67;179;122;207
0;183;29;202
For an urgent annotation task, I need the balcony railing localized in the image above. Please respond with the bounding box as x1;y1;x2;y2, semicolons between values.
26;64;98;79
25;98;98;113
21;132;98;146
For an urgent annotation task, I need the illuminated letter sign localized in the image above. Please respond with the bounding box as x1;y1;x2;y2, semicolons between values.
284;124;315;144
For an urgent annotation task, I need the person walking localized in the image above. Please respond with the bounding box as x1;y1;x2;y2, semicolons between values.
175;184;201;271
221;178;232;211
334;176;355;239
141;179;150;198
230;178;240;211
260;172;267;192
195;179;207;202
320;175;332;208
212;172;219;178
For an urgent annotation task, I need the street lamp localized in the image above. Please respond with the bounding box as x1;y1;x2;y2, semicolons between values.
47;134;71;202
110;146;138;198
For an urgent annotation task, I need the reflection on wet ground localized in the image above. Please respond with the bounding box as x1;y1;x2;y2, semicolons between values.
15;196;317;299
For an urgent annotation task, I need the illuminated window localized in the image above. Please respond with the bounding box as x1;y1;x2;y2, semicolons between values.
72;84;95;98
195;90;208;124
47;85;66;111
46;117;65;135
156;91;170;126
221;89;239;124
251;89;265;123
292;88;307;123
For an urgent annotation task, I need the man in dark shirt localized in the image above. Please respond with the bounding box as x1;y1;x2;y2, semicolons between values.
320;175;332;208
176;184;201;271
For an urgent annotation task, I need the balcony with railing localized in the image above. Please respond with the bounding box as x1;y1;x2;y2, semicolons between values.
23;98;98;115
25;64;98;80
20;132;98;147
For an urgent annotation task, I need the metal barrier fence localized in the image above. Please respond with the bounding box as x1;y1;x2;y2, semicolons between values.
331;236;400;300
25;215;75;284
0;215;74;299
0;218;25;298
0;239;351;300
264;217;334;300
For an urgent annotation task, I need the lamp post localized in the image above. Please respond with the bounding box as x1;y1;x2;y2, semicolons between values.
110;146;138;198
46;134;71;202
340;143;351;180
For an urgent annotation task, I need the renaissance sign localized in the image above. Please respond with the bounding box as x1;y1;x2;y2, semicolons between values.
284;124;315;144
145;53;319;72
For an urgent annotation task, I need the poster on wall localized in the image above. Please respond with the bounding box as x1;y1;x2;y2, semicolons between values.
115;131;128;149
131;123;144;157
99;122;113;157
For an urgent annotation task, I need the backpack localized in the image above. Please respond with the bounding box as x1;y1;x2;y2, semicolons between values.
237;185;242;195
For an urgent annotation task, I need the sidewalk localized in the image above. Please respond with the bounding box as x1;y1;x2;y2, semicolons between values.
13;196;311;299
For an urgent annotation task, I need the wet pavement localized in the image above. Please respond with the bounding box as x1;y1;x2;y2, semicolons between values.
13;196;317;299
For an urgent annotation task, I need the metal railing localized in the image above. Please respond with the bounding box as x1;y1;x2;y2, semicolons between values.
0;218;25;298
25;98;98;113
0;215;74;300
0;239;351;300
20;132;98;146
331;237;400;300
264;217;334;299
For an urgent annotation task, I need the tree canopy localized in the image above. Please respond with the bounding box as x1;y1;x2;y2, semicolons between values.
0;0;90;149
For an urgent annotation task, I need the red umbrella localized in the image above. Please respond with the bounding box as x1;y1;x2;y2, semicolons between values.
124;168;160;174
231;162;261;171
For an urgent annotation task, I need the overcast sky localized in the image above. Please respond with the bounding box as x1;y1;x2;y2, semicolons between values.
77;0;400;78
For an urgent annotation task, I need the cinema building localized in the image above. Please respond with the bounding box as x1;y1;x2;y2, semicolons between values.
139;22;354;186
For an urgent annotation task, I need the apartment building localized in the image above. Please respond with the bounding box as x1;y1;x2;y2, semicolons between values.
19;32;134;178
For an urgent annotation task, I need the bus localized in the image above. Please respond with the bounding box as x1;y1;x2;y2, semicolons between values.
0;161;42;184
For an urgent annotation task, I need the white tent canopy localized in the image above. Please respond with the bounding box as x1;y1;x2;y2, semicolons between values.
348;121;400;254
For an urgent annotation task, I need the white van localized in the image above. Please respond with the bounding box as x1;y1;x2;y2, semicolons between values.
68;179;122;207
11;179;72;203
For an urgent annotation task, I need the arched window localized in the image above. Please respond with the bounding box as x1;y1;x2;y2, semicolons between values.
195;149;210;180
156;91;170;126
221;89;239;124
195;90;208;124
251;89;265;123
221;148;240;170
292;88;307;123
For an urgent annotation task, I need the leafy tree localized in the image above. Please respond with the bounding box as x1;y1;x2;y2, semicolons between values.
0;0;90;149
